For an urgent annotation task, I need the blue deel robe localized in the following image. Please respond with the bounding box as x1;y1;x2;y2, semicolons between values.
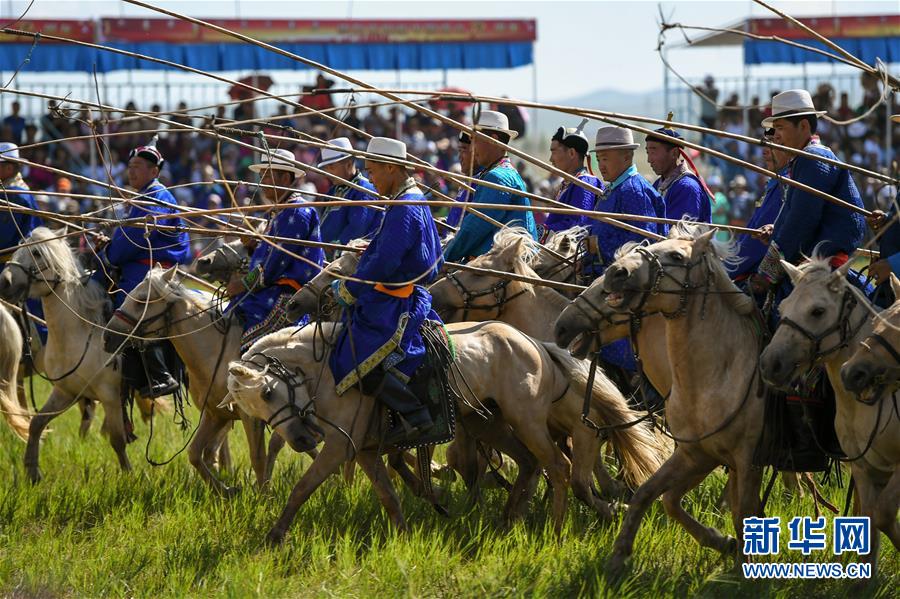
582;166;666;372
229;192;325;335
728;168;787;280
654;168;711;224
1;176;46;342
443;157;537;262
544;169;602;232
329;185;444;395
770;141;865;264
94;179;191;307
320;172;383;244
445;167;484;236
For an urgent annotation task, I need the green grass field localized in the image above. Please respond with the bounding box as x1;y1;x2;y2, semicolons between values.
0;378;896;598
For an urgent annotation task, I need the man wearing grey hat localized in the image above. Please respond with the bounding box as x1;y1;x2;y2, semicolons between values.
317;137;382;247
0;142;46;344
443;110;537;263
327;137;444;446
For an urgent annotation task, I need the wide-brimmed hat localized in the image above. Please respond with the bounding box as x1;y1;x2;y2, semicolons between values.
892;114;899;123
317;137;354;168
0;142;19;163
473;110;519;140
762;89;826;128
593;126;639;151
248;148;306;177
365;137;407;165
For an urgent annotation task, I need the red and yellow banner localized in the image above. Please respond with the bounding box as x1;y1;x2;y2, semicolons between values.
0;19;95;43
749;15;899;40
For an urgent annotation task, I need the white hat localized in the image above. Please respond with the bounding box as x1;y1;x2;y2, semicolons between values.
248;148;306;177
473;110;519;140
762;89;826;128
892;114;900;124
317;137;354;168
365;137;407;165
593;126;639;151
0;142;20;162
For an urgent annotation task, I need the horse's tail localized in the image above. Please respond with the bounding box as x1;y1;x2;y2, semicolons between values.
0;305;29;441
541;342;666;487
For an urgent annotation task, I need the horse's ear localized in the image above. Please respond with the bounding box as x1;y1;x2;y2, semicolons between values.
53;226;68;237
890;273;900;300
217;394;235;411
780;260;804;286
690;229;716;256
161;265;179;283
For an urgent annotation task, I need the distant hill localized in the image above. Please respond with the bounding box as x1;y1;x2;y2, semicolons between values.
533;87;667;136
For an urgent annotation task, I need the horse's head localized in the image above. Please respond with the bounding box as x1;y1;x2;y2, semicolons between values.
760;258;856;389
841;274;900;401
225;349;321;453
0;227;75;302
554;274;631;359
602;227;716;317
533;227;585;289
192;240;248;283
285;247;360;323
103;266;180;354
430;227;535;322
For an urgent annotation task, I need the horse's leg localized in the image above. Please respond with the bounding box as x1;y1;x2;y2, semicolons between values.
872;465;900;551
608;448;715;576
188;412;234;495
801;472;839;517
239;412;269;487
266;439;348;545
508;417;571;535
216;434;233;473
358;450;407;531
662;461;735;555
594;458;629;502
850;464;882;578
99;394;133;472
24;387;77;483
78;399;95;438
571;427;615;521
782;471;803;498
730;464;763;567
265;432;286;483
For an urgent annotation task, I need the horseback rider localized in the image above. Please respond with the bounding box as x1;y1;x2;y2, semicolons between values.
329;137;444;446
443;110;537;263
863;114;900;307
317;137;382;247
542;120;601;237
645;120;714;223
750;89;865;294
443;131;483;237
93;142;191;398
728;128;789;281
226;148;325;353
0;142;46;344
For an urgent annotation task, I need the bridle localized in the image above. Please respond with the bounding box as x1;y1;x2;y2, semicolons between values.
625;246;712;320
778;286;867;366
240;352;316;430
443;269;527;321
5;252;65;296
112;301;175;339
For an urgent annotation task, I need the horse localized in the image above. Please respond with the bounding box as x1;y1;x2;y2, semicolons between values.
556;271;836;516
0;227;143;481
279;246;665;534
427;227;665;501
0;301;27;440
595;223;765;574
766;264;900;576
191;239;247;283
101;266;284;494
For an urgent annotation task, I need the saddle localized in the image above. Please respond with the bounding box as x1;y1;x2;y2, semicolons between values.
389;319;458;451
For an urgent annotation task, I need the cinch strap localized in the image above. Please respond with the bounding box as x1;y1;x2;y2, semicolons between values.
374;283;414;298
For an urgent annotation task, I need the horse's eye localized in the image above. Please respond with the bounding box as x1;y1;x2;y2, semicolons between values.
668;251;684;261
811;307;826;318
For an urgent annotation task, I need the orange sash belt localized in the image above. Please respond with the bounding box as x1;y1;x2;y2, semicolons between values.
275;278;302;292
374;283;414;298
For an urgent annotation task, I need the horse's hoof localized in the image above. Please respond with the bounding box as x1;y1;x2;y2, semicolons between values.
221;485;241;499
265;529;286;547
26;467;42;484
719;535;738;556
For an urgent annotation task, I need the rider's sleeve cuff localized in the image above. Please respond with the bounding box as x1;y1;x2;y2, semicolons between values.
336;280;357;305
757;241;785;284
887;253;900;277
241;264;264;292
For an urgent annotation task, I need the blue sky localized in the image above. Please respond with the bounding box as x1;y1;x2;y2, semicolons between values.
4;0;896;101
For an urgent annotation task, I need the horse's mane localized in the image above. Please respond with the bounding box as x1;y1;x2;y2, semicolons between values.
489;226;540;265
20;227;109;322
544;226;588;255
146;267;213;311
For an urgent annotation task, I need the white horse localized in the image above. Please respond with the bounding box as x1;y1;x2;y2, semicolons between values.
0;301;27;440
593;223;765;574
0;227;138;481
101;266;285;494
763;261;900;577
